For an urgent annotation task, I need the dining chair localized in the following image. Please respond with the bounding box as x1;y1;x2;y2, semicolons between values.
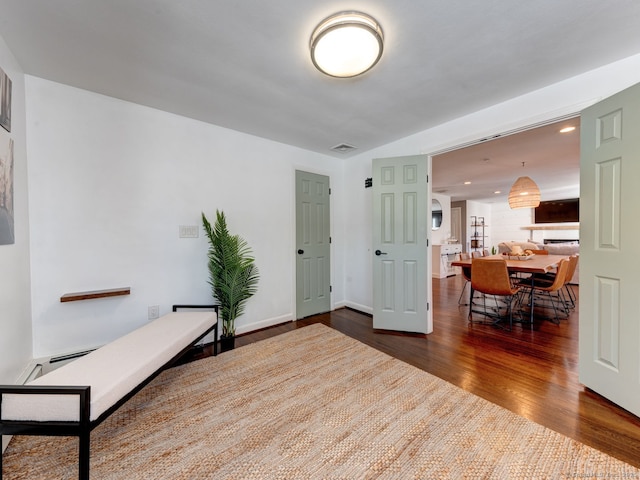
520;258;570;324
469;257;522;330
562;254;579;309
531;254;578;310
457;253;472;306
469;251;486;286
514;250;548;284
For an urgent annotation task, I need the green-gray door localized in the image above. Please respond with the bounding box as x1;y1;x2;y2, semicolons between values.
372;155;431;334
296;170;331;318
579;81;640;417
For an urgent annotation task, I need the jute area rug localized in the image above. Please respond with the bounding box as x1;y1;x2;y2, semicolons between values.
3;324;639;479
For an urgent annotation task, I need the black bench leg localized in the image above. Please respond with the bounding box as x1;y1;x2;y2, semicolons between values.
79;431;90;480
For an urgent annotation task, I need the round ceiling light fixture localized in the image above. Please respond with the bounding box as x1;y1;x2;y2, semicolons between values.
310;11;384;78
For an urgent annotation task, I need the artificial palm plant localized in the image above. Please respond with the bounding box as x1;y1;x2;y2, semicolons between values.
202;210;259;345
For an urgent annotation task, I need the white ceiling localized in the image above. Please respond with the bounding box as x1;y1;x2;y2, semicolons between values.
433;116;581;203
1;1;640;172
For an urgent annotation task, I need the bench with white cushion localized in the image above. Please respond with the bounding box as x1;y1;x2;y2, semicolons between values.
0;309;218;480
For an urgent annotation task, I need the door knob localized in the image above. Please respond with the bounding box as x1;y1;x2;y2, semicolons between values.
297;249;304;254
375;250;387;256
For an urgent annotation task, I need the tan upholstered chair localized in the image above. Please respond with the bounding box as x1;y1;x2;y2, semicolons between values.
562;255;579;308
457;253;472;306
469;257;521;330
521;259;570;324
531;255;577;310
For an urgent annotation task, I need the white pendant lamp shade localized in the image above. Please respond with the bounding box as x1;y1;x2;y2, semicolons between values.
508;176;541;209
310;12;384;78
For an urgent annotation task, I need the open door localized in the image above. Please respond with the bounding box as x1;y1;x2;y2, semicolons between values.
372;155;431;334
579;82;640;417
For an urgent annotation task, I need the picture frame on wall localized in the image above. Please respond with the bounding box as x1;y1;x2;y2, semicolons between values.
0;65;11;133
0;134;14;245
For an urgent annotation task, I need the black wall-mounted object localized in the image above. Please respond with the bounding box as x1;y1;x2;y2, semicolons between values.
534;198;579;223
365;178;373;188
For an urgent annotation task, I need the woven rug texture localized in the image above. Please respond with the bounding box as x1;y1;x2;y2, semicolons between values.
3;324;639;479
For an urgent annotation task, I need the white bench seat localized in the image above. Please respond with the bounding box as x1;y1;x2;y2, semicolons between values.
1;309;218;480
2;311;217;422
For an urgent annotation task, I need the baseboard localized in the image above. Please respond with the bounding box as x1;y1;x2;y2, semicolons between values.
344;301;373;315
235;313;293;336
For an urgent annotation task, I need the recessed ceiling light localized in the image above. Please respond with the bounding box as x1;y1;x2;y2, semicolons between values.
494;190;501;194
310;11;384;78
464;181;471;185
559;126;576;133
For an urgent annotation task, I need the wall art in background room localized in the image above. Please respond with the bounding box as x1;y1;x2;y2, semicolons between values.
0;134;14;245
0;66;11;132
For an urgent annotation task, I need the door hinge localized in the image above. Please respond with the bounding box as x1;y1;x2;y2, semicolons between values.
330;285;332;293
329;236;332;244
329;188;332;195
427;174;429;183
427;239;429;247
427;302;430;311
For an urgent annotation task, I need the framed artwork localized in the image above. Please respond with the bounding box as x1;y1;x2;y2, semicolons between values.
0;66;11;133
0;133;14;245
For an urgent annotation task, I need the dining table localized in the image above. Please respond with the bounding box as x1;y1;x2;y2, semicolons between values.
451;254;570;328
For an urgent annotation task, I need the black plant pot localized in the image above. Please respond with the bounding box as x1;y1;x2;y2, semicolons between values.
220;334;235;352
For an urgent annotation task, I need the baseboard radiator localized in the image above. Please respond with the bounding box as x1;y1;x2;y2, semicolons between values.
2;347;97;452
2;362;44;453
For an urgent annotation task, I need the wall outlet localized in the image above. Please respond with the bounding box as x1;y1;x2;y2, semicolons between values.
148;305;160;320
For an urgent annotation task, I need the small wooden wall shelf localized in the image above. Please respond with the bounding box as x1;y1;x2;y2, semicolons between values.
60;287;131;303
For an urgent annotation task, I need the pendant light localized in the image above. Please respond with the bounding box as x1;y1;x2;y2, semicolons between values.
508;162;541;209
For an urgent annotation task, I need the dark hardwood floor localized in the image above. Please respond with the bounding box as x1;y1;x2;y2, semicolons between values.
209;274;640;468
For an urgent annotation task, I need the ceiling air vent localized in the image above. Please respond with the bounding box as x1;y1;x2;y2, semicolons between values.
331;143;358;153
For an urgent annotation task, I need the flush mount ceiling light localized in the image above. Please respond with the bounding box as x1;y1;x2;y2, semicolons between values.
508;163;541;209
310;11;384;78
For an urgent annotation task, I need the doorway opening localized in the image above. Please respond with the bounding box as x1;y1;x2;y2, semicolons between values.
429;115;581;334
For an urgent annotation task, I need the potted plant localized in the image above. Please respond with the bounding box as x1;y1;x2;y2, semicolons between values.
202;210;259;352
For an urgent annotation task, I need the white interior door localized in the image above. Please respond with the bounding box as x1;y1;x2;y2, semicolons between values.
579;82;640;417
295;170;331;319
451;206;462;245
372;155;431;334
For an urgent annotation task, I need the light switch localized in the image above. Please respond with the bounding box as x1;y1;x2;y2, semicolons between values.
179;225;199;238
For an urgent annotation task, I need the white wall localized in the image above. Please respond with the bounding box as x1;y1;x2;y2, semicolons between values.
490;203;534;244
25;76;345;358
0;35;32;384
343;53;640;312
